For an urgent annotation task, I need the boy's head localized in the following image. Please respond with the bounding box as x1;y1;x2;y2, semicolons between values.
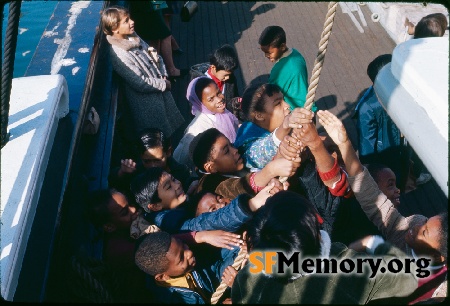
190;128;244;174
135;232;196;280
130;168;186;213
367;163;400;206
101;6;130;36
367;54;392;84
405;211;448;264
85;188;138;233
414;13;448;39
189;190;231;217
137;128;172;170
258;26;287;62
209;44;239;82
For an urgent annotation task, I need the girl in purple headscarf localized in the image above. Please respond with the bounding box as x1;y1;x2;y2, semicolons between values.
173;77;239;174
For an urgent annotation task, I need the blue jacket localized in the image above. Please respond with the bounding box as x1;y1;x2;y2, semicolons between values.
146;245;239;304
144;194;253;234
356;86;402;162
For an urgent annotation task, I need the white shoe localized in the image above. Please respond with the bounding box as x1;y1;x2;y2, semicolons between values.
416;173;432;185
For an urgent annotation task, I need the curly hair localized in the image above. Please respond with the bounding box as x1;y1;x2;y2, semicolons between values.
135;232;171;276
258;25;286;48
238;83;282;122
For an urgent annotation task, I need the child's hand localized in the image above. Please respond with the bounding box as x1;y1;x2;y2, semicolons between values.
248;182;276;212
221;266;238;288
283;107;314;129
317;110;349;145
278;134;302;161
268;158;298;178
293;122;322;150
195;230;243;250
222;298;232;304
119;159;137;175
267;177;289;192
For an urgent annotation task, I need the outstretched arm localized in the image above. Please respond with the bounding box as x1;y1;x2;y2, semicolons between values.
317;110;364;177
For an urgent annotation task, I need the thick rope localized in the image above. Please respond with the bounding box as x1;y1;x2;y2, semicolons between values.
304;2;338;111
1;1;21;148
210;247;247;304
279;2;337;184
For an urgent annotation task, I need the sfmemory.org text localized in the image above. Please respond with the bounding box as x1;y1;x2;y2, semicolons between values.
249;251;432;278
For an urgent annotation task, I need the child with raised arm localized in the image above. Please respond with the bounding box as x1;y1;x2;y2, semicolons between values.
130;167;276;234
108;128;195;199
259;25;315;111
317;110;447;303
233;83;313;172
101;6;184;138
190;128;294;200
135;231;243;304
190;44;241;113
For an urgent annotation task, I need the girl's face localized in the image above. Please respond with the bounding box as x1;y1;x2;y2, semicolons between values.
114;13;135;38
258;91;290;132
201;83;226;114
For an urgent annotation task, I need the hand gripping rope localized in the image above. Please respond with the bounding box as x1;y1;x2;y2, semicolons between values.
278;1;338;184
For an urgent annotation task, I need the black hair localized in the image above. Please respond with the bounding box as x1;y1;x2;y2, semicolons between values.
258;25;286;48
135;232;171;276
85;188;120;228
237;83;282;122
194;77;216;102
137;128;171;154
210;44;239;72
246;191;322;257
130;167;164;212
366;163;390;184
189;128;224;172
367;54;392;83
437;211;448;260
414;13;448;39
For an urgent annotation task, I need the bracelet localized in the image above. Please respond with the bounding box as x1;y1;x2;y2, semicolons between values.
249;172;264;193
317;158;340;182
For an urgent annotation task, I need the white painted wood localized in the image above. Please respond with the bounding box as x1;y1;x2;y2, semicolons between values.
374;38;448;197
1;75;69;300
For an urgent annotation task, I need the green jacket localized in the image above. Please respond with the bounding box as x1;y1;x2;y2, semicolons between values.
232;242;418;304
269;48;316;111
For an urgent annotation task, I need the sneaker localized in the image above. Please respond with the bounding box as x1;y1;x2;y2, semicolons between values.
416;173;432;185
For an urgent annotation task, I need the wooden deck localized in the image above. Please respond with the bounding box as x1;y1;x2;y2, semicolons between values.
168;1;447;217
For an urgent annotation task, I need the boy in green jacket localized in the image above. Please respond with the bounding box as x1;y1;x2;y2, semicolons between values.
258;25;316;112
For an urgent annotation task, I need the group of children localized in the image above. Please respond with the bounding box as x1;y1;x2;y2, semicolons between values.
85;4;448;304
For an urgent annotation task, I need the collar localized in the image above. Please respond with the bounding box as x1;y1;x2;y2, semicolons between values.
411;249;446;271
206;67;224;92
156;272;196;289
276;47;293;63
106;33;142;51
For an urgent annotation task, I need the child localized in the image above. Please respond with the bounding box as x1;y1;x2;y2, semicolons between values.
135;231;240;304
188;190;231;217
130;167;275;234
101;6;184;138
234;82;313;171
355;54;409;190
317;109;448;303
109;128;195;198
189;127;294;200
173;77;239;173
190;44;240;113
405;12;448;39
258;25;315;111
367;163;401;207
